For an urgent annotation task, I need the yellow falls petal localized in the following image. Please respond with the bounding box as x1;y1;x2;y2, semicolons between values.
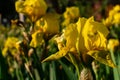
87;50;116;68
42;47;69;62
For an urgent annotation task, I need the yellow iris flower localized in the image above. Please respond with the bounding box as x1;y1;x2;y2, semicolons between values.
42;16;115;67
15;0;47;22
30;13;60;48
82;17;109;51
2;37;20;56
62;6;80;26
76;17;115;67
64;6;80;19
104;5;120;25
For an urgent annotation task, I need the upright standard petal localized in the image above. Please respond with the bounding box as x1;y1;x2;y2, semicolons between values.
82;17;109;50
76;18;87;52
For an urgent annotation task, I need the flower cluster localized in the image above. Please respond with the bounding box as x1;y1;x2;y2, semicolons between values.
15;0;116;68
104;5;120;26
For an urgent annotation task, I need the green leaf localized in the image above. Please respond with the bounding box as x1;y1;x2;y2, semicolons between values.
87;50;115;68
34;69;41;80
58;60;77;80
0;49;10;80
50;61;56;80
113;68;120;80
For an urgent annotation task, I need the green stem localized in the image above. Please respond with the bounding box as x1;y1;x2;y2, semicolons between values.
68;53;80;79
15;61;24;80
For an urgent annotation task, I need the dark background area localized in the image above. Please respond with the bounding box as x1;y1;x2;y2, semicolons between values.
0;0;120;26
0;0;18;25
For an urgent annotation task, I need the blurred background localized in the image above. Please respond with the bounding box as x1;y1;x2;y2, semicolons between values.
0;0;120;26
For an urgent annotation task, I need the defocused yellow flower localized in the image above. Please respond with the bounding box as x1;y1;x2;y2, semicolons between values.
109;5;120;17
2;37;20;56
42;13;60;34
104;5;120;26
103;17;112;26
15;0;47;22
34;18;44;31
64;6;80;19
35;13;60;34
109;10;115;17
30;30;44;48
15;1;24;13
113;5;120;12
113;13;120;24
62;6;80;27
107;39;119;51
